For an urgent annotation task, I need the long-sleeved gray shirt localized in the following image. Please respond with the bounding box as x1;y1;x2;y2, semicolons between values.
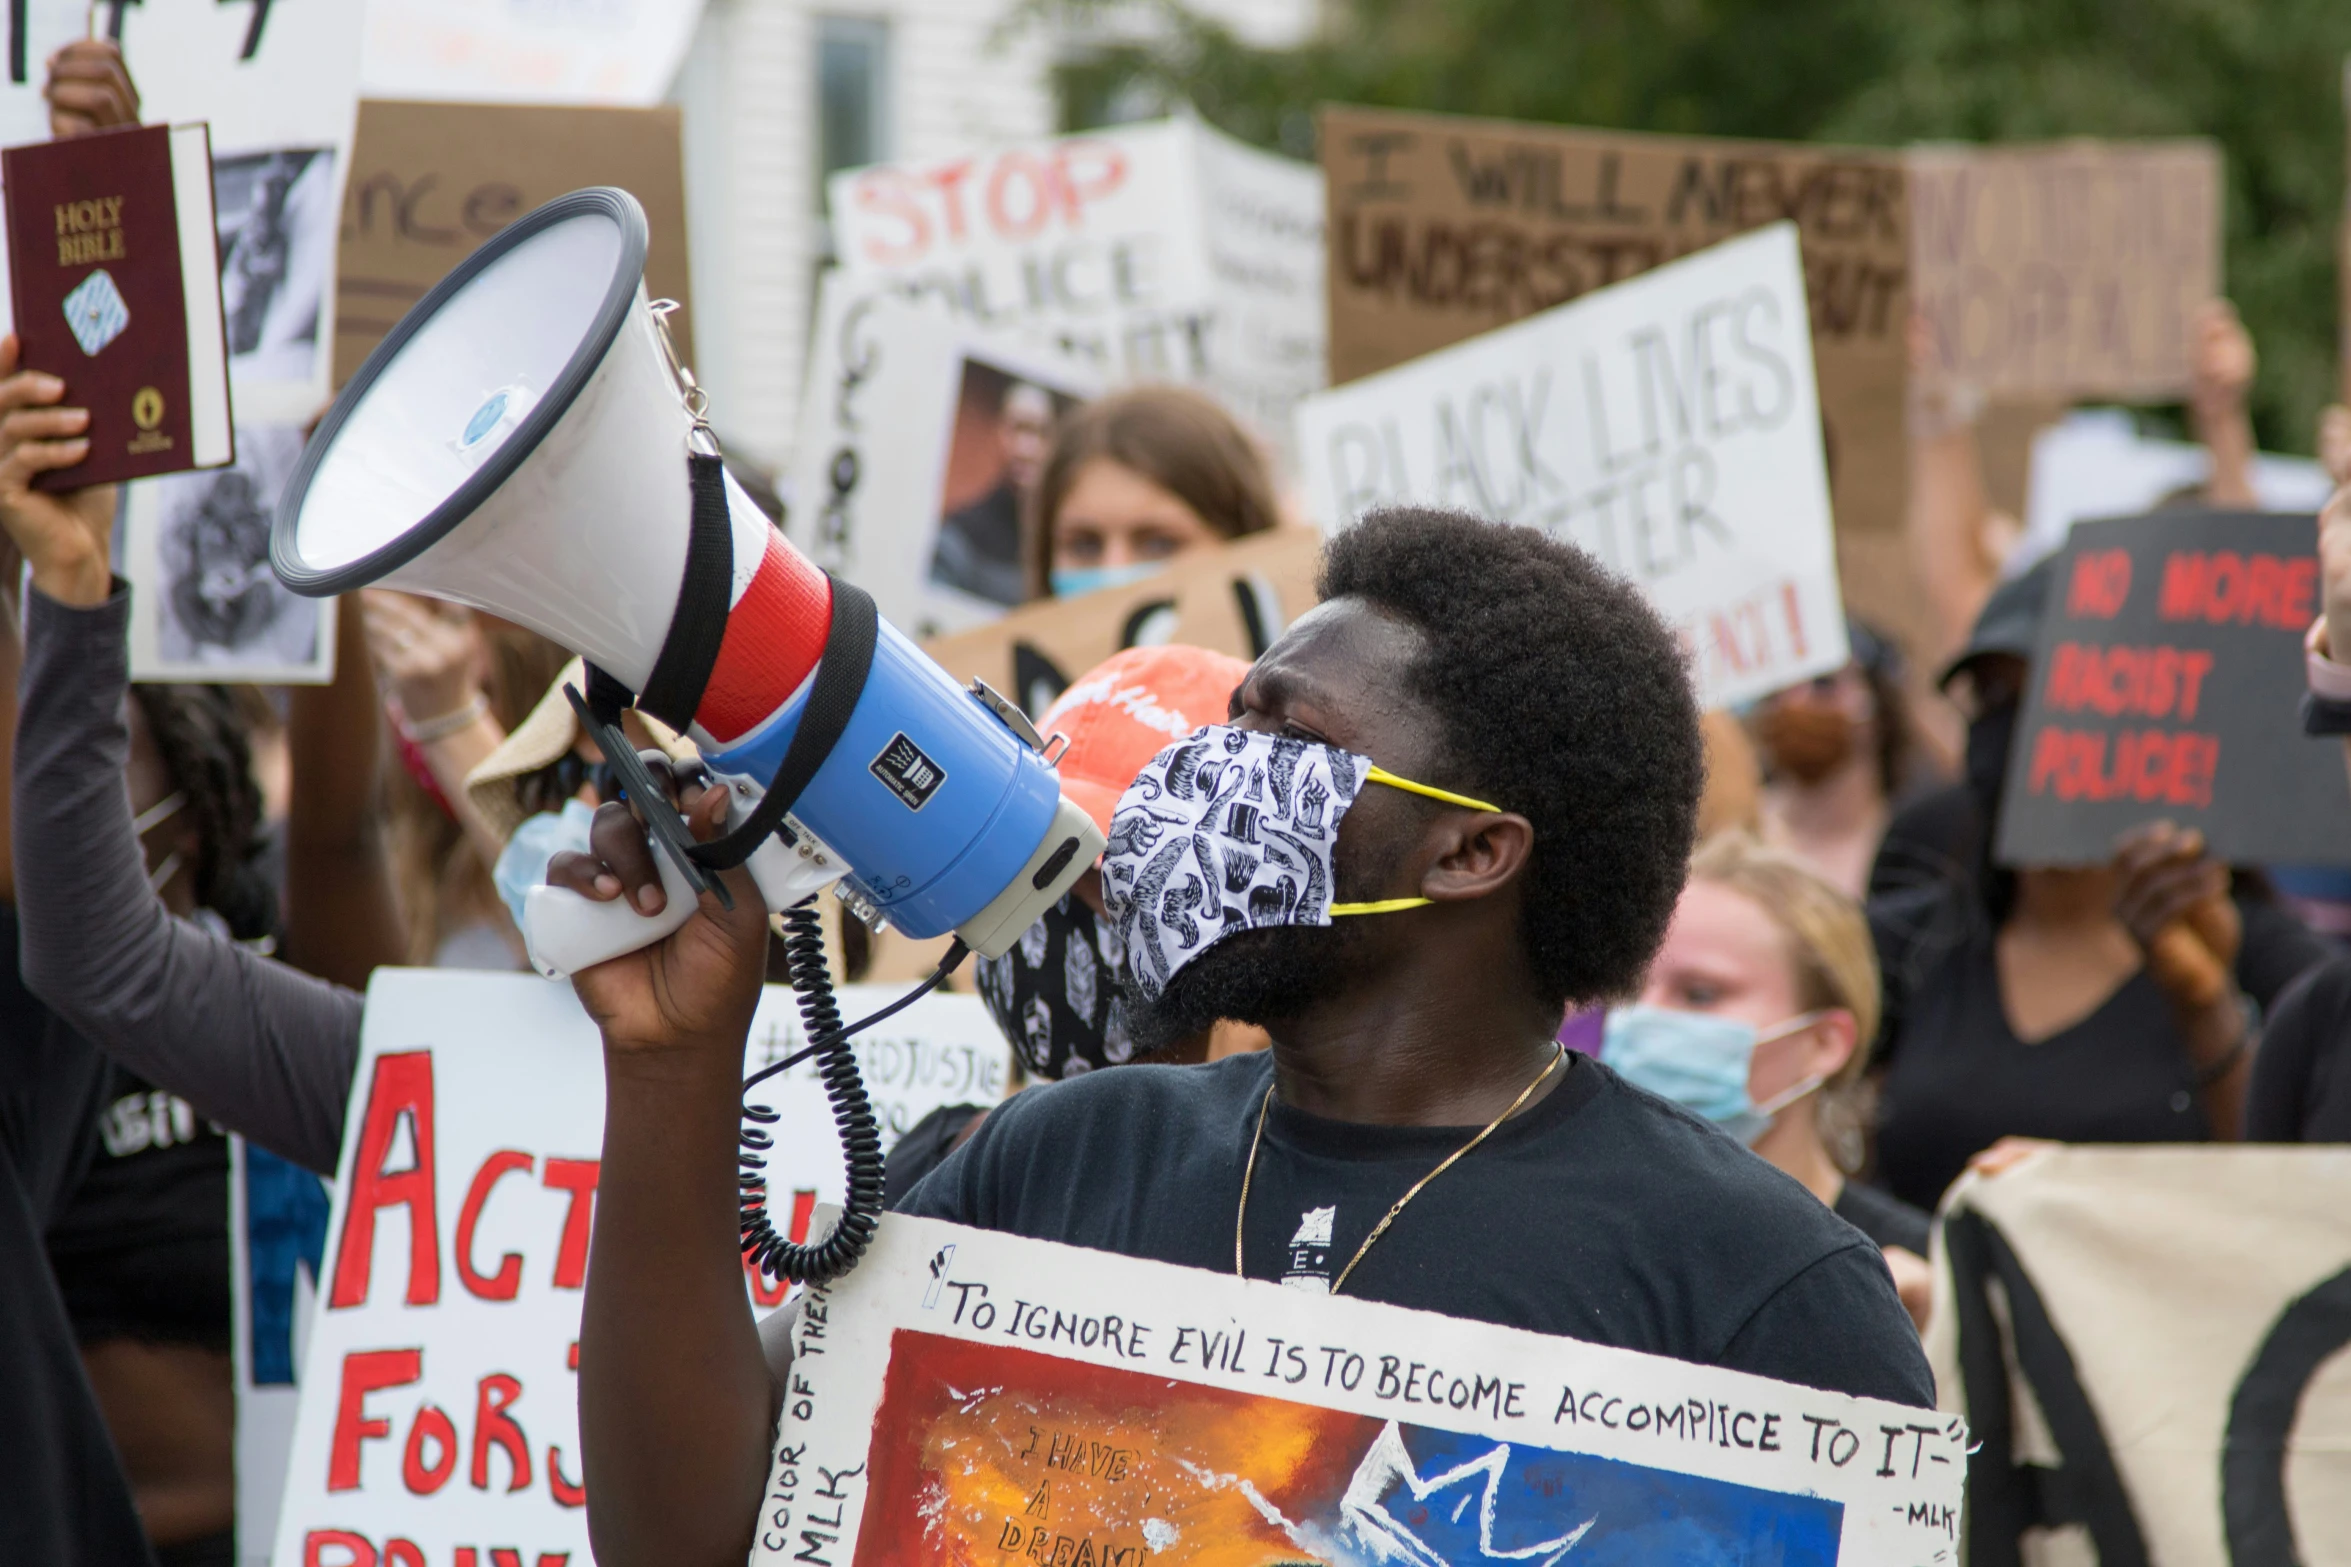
15;585;360;1176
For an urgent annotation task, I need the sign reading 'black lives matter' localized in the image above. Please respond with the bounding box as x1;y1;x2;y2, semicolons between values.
1997;509;2351;867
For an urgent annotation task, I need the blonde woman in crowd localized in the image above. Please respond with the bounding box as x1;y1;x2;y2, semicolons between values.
1608;832;1934;1328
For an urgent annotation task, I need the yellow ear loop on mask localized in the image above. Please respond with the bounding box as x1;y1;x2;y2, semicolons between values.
1329;768;1504;917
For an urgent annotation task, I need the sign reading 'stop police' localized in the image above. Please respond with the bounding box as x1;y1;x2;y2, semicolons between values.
1997;509;2351;867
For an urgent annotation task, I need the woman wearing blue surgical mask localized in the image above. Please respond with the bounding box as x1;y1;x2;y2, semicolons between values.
1026;387;1284;602
1608;832;1934;1329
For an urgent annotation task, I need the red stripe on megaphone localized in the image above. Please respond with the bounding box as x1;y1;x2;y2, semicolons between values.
695;531;834;745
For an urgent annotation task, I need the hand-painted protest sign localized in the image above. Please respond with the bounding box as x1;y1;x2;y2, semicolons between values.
828;116;1324;467
1997;508;2351;866
270;970;1008;1567
1319;103;1905;564
108;0;365;422
1925;1147;2351;1565
0;0;86;147
787;274;1098;639
333;99;694;387
752;1213;1965;1566
1909;140;2223;402
1296;222;1847;711
360;0;709;108
2016;409;2335;577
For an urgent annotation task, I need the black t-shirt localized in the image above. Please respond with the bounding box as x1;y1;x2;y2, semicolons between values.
1871;883;2327;1212
2246;955;2351;1142
898;1050;1933;1406
884;1103;990;1209
47;1063;231;1351
1832;1179;1932;1257
0;904;156;1566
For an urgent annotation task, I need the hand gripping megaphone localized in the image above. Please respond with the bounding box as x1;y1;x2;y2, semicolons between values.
270;189;1103;981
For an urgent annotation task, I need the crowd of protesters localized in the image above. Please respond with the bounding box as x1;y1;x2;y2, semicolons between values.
5;35;2351;1567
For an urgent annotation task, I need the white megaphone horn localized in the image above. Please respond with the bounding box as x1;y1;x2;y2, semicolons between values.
271;189;1103;977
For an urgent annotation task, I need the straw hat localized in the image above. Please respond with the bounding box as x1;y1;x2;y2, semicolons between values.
464;657;698;839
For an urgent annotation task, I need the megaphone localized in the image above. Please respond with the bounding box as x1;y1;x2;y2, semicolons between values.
272;189;1103;976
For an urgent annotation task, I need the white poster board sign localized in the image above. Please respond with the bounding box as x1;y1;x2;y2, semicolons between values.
1926;1147;2351;1565
1294;222;1848;711
754;1213;1965;1565
787;273;1097;639
108;0;364;422
828;116;1324;470
269;969;1010;1567
359;0;709;108
2014;408;2337;576
0;0;88;147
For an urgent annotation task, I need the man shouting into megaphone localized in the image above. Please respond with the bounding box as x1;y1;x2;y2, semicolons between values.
558;507;1932;1566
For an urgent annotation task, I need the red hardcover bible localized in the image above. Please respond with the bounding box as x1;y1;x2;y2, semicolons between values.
3;121;232;489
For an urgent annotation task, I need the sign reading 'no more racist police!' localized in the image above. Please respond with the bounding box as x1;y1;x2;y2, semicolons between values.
1996;509;2351;868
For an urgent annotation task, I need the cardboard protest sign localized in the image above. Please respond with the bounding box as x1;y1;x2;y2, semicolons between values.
828;117;1324;466
1320;104;1906;590
360;0;709;108
2017;409;2335;577
270;970;1008;1567
232;1138;331;1567
108;0;365;422
333;99;694;387
922;526;1322;726
1926;1147;2351;1565
753;1213;1965;1565
1296;222;1847;710
787;274;1098;639
1909;141;2223;402
1996;509;2351;867
125;423;337;683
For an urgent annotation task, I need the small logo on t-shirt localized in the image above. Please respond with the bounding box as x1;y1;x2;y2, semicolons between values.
1282;1206;1336;1293
870;732;947;810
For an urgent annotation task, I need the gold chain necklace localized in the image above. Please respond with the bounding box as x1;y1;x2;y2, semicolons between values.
1234;1044;1567;1296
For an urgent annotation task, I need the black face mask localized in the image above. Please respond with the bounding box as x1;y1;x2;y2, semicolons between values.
1964;698;2020;825
973;893;1134;1080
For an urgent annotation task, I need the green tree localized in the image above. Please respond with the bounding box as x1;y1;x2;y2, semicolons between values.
1042;0;2351;452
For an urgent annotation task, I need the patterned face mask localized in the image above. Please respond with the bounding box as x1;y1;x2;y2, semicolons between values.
973;892;1135;1079
1101;725;1499;1004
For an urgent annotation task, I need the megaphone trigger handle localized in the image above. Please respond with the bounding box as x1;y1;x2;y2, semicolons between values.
561;682;733;911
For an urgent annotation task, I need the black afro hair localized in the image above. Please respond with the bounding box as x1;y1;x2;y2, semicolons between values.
1318;506;1703;1009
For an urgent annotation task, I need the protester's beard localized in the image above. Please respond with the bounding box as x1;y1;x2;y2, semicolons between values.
1755;703;1858;785
1127;826;1401;1044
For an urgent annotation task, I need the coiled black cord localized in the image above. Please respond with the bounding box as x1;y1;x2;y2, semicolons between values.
738;900;967;1285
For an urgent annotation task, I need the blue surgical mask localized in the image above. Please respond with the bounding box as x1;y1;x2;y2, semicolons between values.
1051;561;1165;598
492;799;598;930
1600;1004;1825;1145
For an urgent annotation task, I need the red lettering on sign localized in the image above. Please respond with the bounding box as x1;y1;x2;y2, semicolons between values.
384;1542;427;1567
456;1150;533;1301
401;1402;459;1495
548;1438;588;1510
2066;549;2133;618
541;1158;600;1291
2157;550;2317;628
2023;726;2219;808
328;1348;421;1492
330;1052;440;1309
471;1373;532;1493
304;1529;377;1567
2041;642;2215;721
